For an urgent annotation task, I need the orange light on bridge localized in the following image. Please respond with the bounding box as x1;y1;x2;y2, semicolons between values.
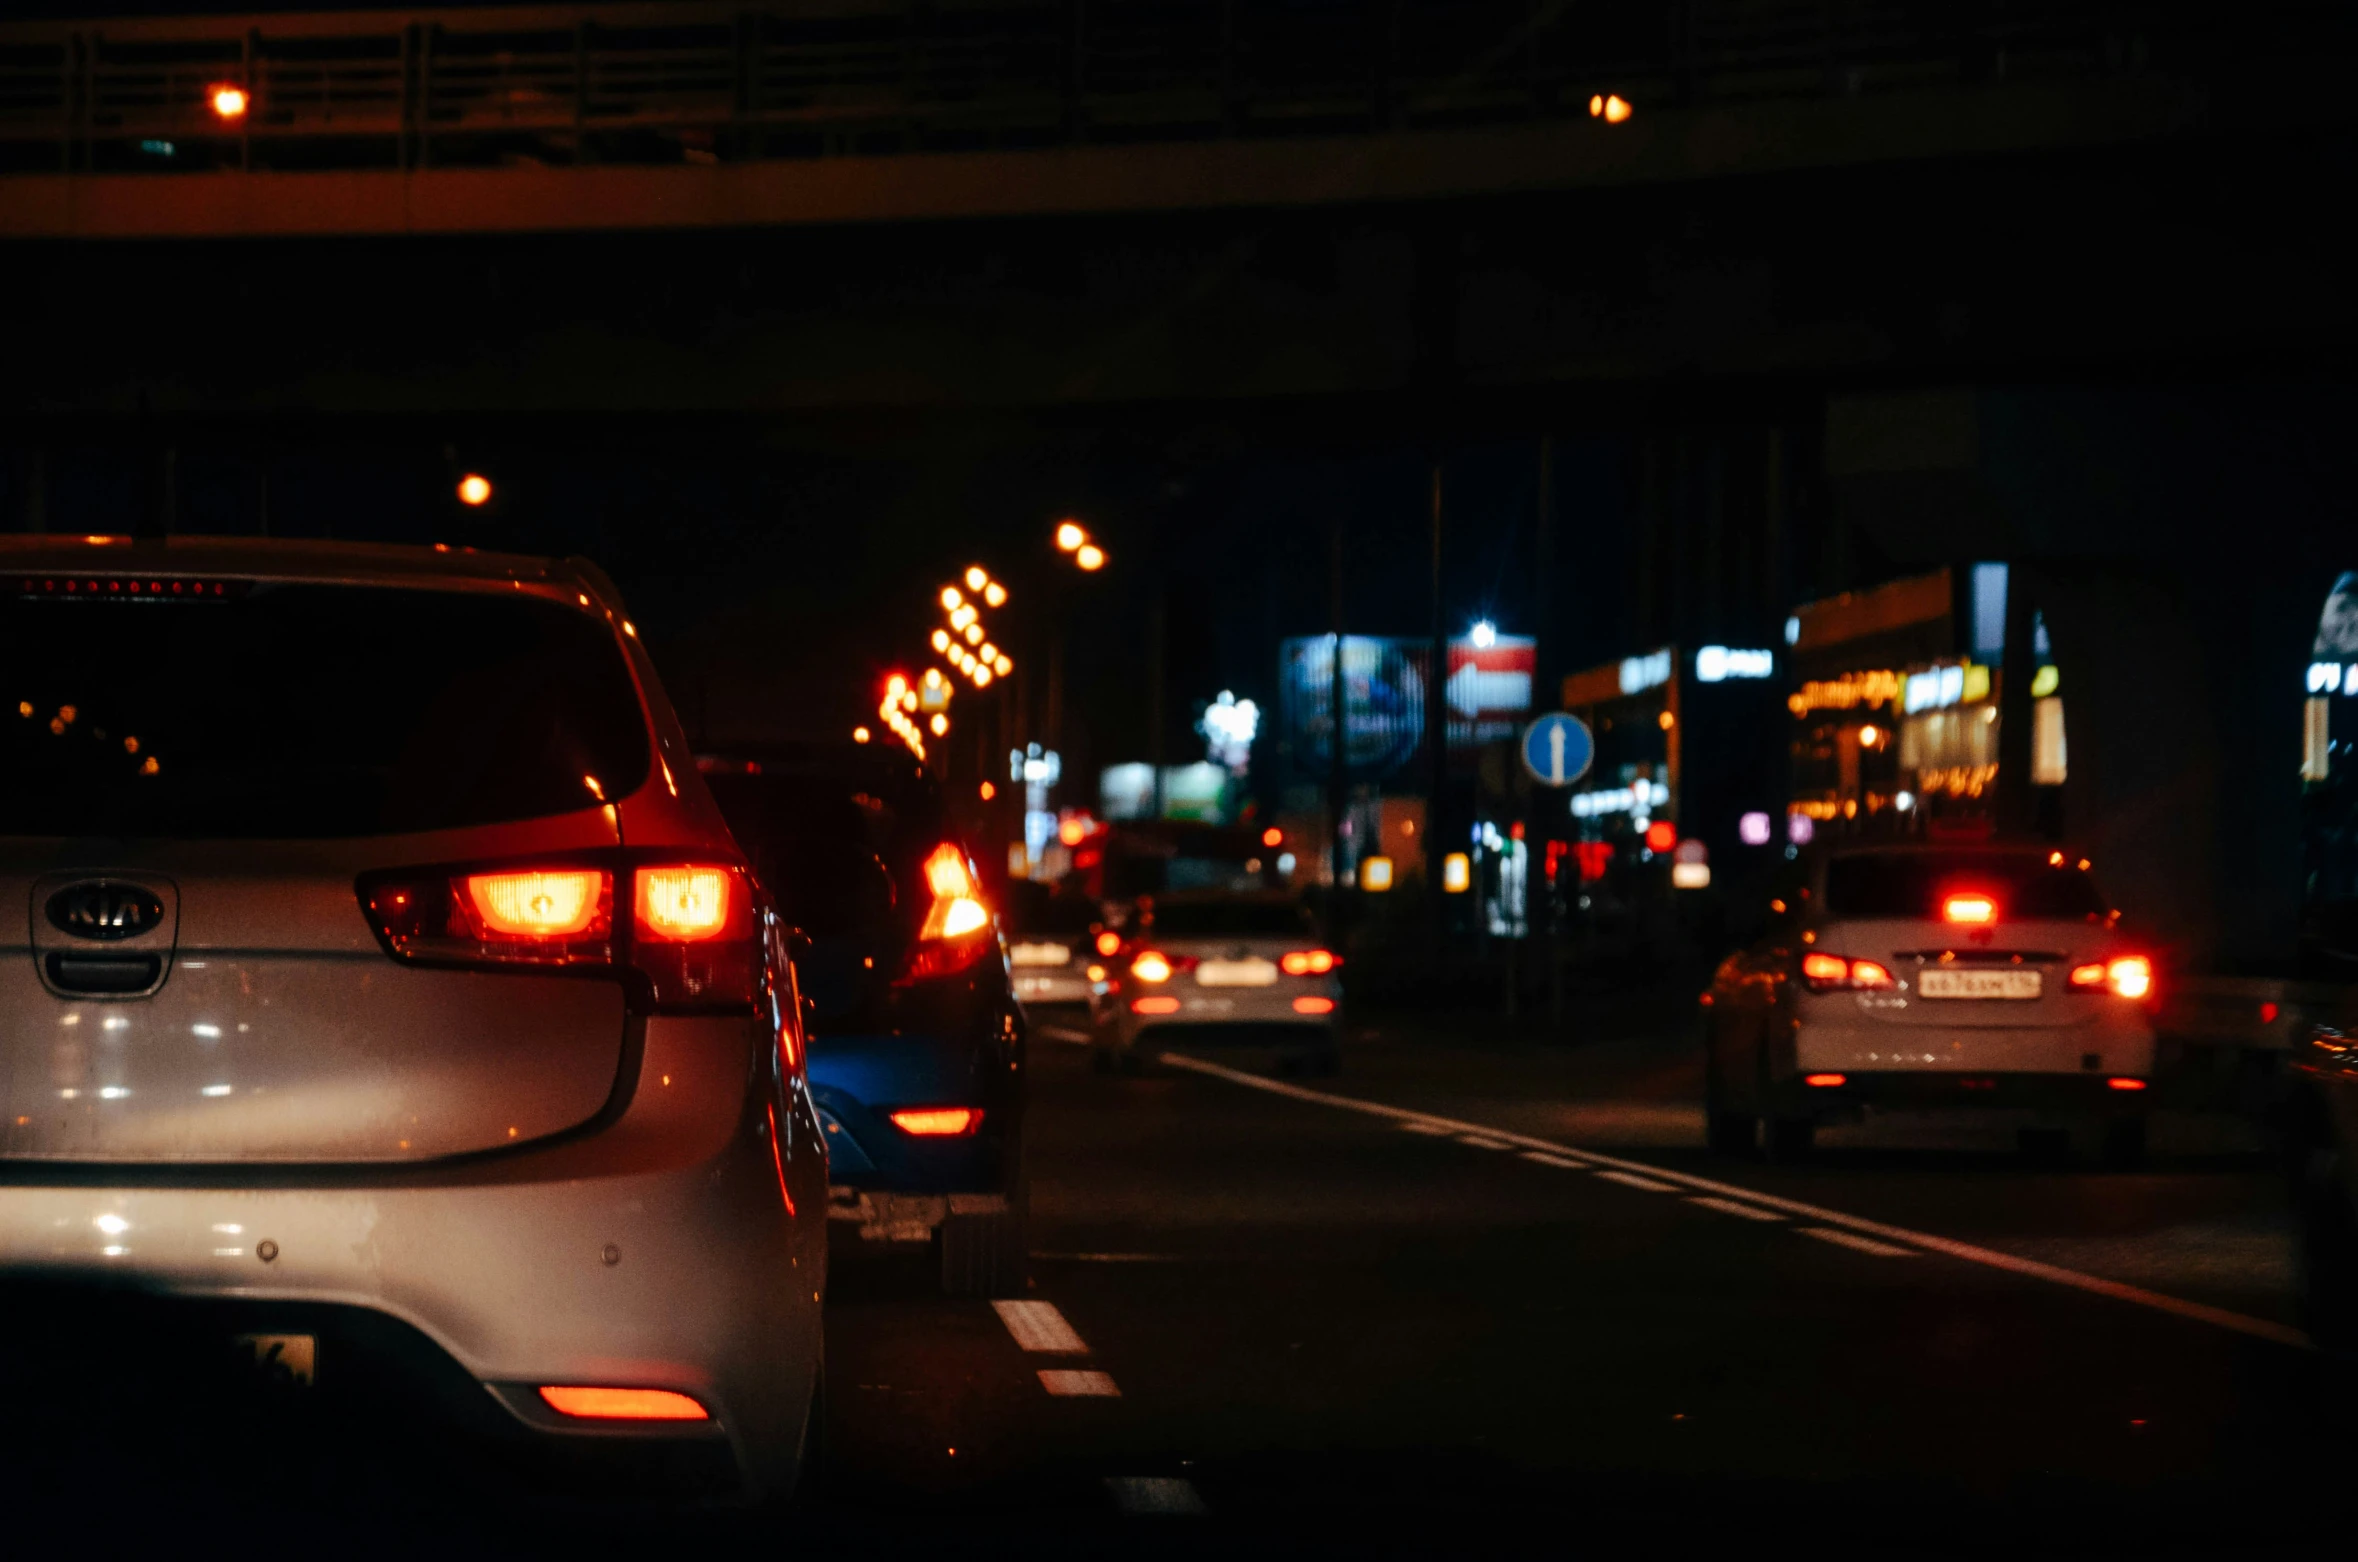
456;473;492;506
209;84;250;121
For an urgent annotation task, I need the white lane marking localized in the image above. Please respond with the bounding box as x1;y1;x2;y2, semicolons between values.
1594;1169;1681;1193
1801;1227;1917;1258
1400;1122;1453;1136
1456;1135;1514;1150
1689;1196;1784;1223
1039;1369;1121;1397
1520;1151;1589;1169
992;1299;1089;1353
1154;1052;2313;1352
1106;1477;1208;1516
1039;1025;1094;1044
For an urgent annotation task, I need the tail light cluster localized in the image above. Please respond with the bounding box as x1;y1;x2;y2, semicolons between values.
1129;950;1182;983
1280;948;1340;976
360;855;757;1013
1801;952;1893;992
2069;955;2153;1000
896;843;995;985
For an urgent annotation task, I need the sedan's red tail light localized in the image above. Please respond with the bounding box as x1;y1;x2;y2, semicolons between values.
1801;953;1892;991
538;1386;708;1422
1280;949;1339;976
361;854;756;1013
897;843;995;986
1943;894;1997;925
2070;955;2153;1000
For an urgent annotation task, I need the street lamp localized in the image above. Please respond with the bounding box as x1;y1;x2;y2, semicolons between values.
1074;543;1105;571
1055;521;1085;552
456;473;492;507
209;83;250;120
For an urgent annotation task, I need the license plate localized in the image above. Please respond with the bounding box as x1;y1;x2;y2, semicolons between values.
1194;959;1278;988
1918;967;2041;1000
1016;975;1067;995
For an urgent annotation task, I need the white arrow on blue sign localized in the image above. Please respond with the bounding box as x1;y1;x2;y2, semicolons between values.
1520;712;1594;788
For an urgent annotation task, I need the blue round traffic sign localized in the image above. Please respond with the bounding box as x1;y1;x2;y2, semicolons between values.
1520;712;1594;788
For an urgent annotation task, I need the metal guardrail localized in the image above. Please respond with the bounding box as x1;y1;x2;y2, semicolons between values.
0;1;2343;176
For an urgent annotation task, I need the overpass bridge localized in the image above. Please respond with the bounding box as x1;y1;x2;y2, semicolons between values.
1;1;2350;234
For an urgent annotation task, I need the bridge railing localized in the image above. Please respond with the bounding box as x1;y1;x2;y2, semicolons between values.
0;1;2339;175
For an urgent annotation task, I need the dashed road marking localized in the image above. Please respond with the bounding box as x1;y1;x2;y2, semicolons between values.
1688;1196;1784;1222
1399;1122;1453;1136
992;1299;1090;1353
1038;1025;1094;1044
1154;1051;2312;1352
1107;1476;1207;1516
1800;1227;1918;1258
1519;1151;1588;1169
1456;1134;1515;1150
1039;1369;1121;1397
1594;1169;1681;1193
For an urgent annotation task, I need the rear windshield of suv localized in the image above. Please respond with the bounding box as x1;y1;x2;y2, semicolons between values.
1141;900;1315;938
704;770;952;944
0;584;648;838
1824;852;2110;920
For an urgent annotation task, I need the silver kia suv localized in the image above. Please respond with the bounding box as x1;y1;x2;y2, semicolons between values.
0;536;825;1505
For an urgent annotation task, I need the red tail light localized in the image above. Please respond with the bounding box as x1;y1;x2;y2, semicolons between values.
1130;950;1174;983
1094;929;1123;957
1292;996;1336;1015
890;1107;982;1136
1280;949;1339;976
2070;955;2153;1000
1804;1072;1847;1088
1131;995;1181;1014
1801;953;1893;991
2106;1076;2147;1092
896;843;995;986
360;855;756;1013
538;1386;708;1422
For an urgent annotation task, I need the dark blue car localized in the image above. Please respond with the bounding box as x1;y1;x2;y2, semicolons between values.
700;743;1027;1297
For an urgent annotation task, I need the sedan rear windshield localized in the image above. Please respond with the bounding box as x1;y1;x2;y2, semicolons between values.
704;771;951;944
1142;901;1315;938
1825;852;2110;920
0;583;648;839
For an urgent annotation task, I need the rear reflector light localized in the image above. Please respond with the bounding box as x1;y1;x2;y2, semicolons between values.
2107;1077;2147;1092
1132;996;1180;1015
1804;1073;1847;1088
1801;954;1891;991
889;1107;982;1136
1943;894;1997;925
466;870;604;937
1281;949;1339;976
537;1386;708;1422
1292;996;1336;1015
1131;951;1173;983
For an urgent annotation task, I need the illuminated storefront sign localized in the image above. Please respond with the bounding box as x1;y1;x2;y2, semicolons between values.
1618;649;1673;696
1695;646;1774;682
1571;778;1670;819
1787;670;1902;716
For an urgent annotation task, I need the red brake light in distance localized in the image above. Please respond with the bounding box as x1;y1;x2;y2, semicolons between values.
1131;996;1181;1014
890;1107;982;1136
1280;949;1338;976
463;869;605;937
1292;996;1335;1015
1804;1073;1847;1088
1131;951;1173;983
2107;1077;2147;1092
538;1386;708;1422
2105;956;2153;1000
1801;953;1892;991
1943;894;1997;925
2069;962;2108;989
1095;930;1122;957
898;844;996;985
1848;959;1894;989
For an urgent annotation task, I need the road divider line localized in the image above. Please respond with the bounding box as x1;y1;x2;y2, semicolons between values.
1800;1226;1916;1257
1399;1122;1453;1136
1457;1135;1515;1150
1106;1477;1208;1516
1154;1051;2313;1352
992;1299;1090;1353
1039;1369;1121;1397
1688;1195;1784;1222
1038;1025;1094;1044
1520;1151;1588;1169
1594;1169;1681;1193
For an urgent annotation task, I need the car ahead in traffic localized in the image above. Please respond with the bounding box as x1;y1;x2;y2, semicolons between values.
1000;877;1116;1013
698;743;1028;1298
1704;843;2157;1162
0;537;825;1507
1089;891;1341;1074
2284;1003;2358;1354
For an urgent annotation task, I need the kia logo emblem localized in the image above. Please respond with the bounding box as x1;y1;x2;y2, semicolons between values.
46;882;165;941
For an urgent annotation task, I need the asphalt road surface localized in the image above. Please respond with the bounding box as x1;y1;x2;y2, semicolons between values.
11;999;2351;1555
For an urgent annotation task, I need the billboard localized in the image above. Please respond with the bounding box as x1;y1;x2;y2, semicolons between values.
1279;633;1536;781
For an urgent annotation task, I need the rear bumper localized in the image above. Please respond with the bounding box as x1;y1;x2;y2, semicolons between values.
806;1028;1021;1196
1100;980;1341;1050
0;1016;826;1505
1792;1008;2155;1079
1781;1069;2156;1115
